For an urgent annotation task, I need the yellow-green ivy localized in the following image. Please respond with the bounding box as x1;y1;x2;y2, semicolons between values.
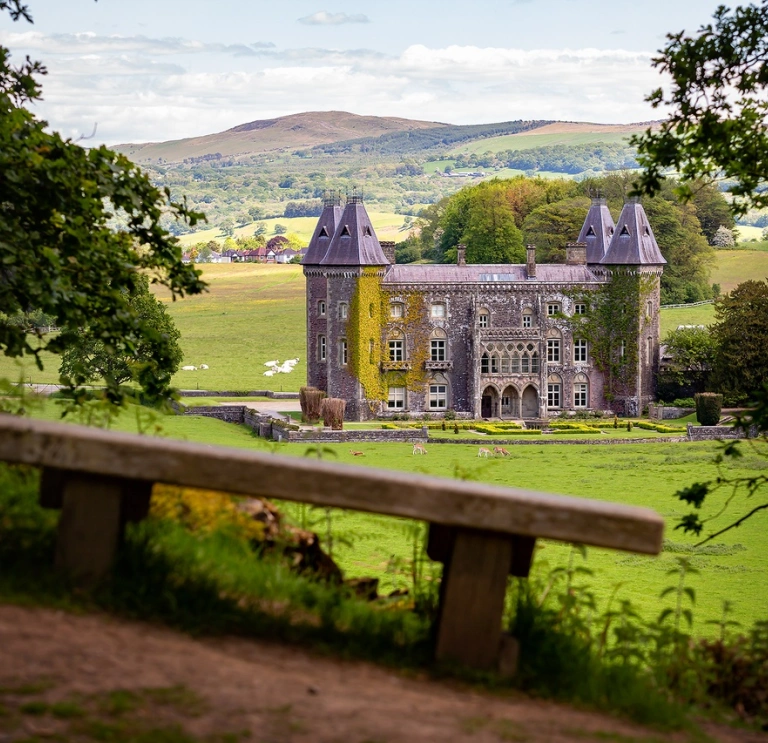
347;273;435;407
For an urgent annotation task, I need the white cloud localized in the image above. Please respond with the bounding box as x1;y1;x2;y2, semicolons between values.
298;11;370;25
5;32;666;144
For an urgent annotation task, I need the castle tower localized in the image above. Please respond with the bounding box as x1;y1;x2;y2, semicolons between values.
304;194;389;419
303;193;343;392
578;196;616;265
600;198;666;415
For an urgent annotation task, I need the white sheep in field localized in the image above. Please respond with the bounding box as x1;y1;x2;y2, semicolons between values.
199;364;209;370
181;365;197;371
263;369;276;377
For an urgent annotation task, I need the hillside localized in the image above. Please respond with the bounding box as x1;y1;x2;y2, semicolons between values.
114;111;448;163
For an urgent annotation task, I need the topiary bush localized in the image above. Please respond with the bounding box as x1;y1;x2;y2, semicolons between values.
695;392;723;426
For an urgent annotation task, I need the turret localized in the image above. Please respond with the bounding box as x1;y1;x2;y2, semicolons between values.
303;192;343;265
578;196;616;264
601;198;666;267
320;195;390;266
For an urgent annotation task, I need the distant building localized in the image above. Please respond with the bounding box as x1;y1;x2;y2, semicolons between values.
303;194;665;421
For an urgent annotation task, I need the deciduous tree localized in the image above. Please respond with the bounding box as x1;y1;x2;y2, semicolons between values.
0;0;205;403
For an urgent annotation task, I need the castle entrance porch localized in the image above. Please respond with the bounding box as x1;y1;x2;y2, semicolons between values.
481;386;499;419
522;385;539;419
501;386;520;419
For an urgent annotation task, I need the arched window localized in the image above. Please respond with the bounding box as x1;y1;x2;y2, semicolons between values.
531;350;540;373
574;373;589;408
500;351;510;374
430;328;447;362
388;329;404;362
478;309;490;328
511;351;520;374
490;354;500;374
547;329;561;363
428;374;449;410
481;353;490;374
547;373;562;409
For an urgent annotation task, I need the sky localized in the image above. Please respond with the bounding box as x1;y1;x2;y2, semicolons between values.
0;0;727;145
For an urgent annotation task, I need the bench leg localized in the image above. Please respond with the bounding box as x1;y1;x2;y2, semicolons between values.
434;528;513;670
54;475;124;584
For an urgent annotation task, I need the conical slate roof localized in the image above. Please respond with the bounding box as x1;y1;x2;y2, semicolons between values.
320;197;390;266
578;197;616;264
601;199;666;266
303;195;343;265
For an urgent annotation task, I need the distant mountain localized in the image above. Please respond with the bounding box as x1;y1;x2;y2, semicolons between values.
113;111;449;163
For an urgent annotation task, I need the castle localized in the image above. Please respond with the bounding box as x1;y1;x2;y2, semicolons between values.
303;194;666;421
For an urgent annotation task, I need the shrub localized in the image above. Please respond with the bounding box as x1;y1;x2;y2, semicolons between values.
695;392;723;426
672;397;696;408
627;420;633;432
321;398;346;430
443;409;457;421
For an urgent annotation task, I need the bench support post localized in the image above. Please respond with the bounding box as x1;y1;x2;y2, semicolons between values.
41;467;153;585
434;528;514;670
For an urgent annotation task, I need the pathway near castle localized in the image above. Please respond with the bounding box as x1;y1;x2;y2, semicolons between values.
1;605;764;743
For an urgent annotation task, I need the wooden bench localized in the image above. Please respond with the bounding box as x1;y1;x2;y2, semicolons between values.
0;416;664;672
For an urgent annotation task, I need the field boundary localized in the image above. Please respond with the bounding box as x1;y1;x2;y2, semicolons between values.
660;300;714;309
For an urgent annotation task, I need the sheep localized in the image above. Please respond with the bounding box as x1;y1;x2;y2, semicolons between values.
181;365;197;371
199;364;209;370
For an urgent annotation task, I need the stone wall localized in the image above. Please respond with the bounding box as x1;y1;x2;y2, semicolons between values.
182;405;247;423
687;424;743;441
649;404;695;420
180;390;300;399
271;424;428;444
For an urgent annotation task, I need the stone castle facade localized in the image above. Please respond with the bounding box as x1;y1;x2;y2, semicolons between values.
303;194;666;421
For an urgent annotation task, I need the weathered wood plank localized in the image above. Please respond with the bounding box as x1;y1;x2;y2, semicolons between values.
0;417;664;554
435;529;513;669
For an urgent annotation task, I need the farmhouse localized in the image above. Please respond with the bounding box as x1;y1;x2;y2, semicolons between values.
303;194;665;421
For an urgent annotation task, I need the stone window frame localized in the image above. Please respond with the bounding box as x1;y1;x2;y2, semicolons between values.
318;334;326;362
522;308;534;328
318;300;326;317
573;303;587;316
430;301;447;319
546;302;561;317
338;338;348;366
338;302;348;320
478;308;490;328
387;386;406;409
547;374;562;408
430;328;448;362
388;338;405;362
547;338;561;363
574;374;589;408
389;302;404;319
428;377;449;410
574;338;588;363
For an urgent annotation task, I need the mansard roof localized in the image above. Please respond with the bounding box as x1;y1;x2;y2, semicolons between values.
601;199;666;266
303;196;343;265
320;197;390;266
578;197;616;264
382;264;600;285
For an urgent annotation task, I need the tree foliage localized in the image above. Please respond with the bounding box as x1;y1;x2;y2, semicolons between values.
522;196;590;263
711;280;768;402
0;1;205;402
631;1;768;215
661;326;716;387
59;276;183;387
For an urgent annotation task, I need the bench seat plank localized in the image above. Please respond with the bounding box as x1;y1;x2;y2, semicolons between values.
0;417;664;555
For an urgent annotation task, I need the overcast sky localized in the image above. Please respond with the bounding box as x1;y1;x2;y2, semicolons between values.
0;0;725;145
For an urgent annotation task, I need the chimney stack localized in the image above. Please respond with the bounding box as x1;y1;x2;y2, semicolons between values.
457;244;466;266
526;245;536;278
380;241;396;264
566;242;587;266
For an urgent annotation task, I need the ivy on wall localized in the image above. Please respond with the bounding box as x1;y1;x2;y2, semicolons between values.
569;270;657;402
347;272;436;408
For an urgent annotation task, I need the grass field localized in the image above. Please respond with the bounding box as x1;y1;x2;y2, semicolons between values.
26;397;766;635
712;248;768;293
451;130;638;156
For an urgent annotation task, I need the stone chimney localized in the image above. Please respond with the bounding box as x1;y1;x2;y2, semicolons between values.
526;245;536;279
457;244;466;266
380;241;396;264
566;242;587;266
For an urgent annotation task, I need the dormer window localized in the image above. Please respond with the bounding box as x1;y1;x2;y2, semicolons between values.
363;226;372;237
620;225;630;236
319;226;329;237
340;225;351;237
586;226;596;236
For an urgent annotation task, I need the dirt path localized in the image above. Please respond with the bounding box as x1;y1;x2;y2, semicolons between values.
1;605;764;743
